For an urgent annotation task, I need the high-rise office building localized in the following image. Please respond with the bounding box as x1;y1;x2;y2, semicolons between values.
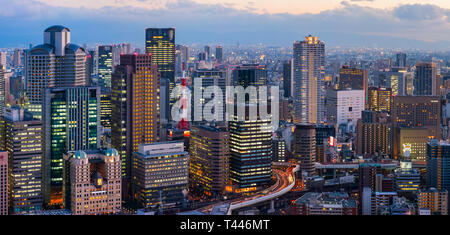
204;45;211;60
189;126;230;197
131;142;189;208
12;49;22;68
111;54;160;191
418;188;448;215
283;60;292;98
229;106;273;190
100;93;112;129
232;64;267;88
0;107;43;214
326;89;365;131
356;110;391;156
63;149;121;215
396;128;429;161
414;62;438;96
293;123;316;175
367;87;392;113
216;46;223;63
42;87;101;207
426;140;450;191
393;160;420;193
191;69;227;125
338;67;368;92
293;36;325;124
25;25;88;119
145;28;175;108
391;96;441;139
0;151;7;215
97;45;113;89
389;67;410;96
395;53;407;68
0;66;4;117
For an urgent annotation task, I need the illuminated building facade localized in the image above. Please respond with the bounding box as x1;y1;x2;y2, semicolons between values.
397;128;429;161
111;54;160;195
25;25;88;119
418;188;448;215
393;160;420;192
100;93;112;129
292;192;358;215
426;140;450;191
145;28;175;107
229;106;273;189
367;87;392;113
98;45;113;89
131;142;189;208
293;36;325;124
0;107;43;214
0;66;4;117
42;87;101;207
293;123;316;175
63;149;121;215
338;66;368;93
189;126;229;196
0;152;6;215
392;96;441;139
356;111;391;156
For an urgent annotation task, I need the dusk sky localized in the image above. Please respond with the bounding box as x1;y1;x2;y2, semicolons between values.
1;0;450;49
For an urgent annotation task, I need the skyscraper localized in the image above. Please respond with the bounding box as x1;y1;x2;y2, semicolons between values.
326;89;365;132
0;151;7;215
111;54;160;194
97;45;113;89
367;87;392;113
216;46;223;64
0;66;4;117
414;62;438;96
42;86;101;207
356;111;391;156
25;25;88;119
338;67;368;92
131;142;189;208
283;60;292;98
427;140;450;191
145;28;175;109
391;96;441;139
395;53;407;68
63;149;121;215
189;125;230;197
293;123;316;175
229;64;272;190
0;107;43;214
293;36;325;124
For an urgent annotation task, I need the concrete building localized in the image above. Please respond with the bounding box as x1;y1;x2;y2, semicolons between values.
292;192;358;215
418;188;448;215
293;36;325;124
426;140;450;191
189;126;230;197
414;62;438;96
326;89;365;132
0;151;7;215
367;87;391;113
131;142;189;208
293;124;316;175
111;54;160;196
63;149;122;215
25;25;88;119
356;111;391;156
42;86;101;207
393;160;420;192
0;107;43;214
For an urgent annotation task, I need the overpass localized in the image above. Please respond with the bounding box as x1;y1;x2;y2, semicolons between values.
199;164;299;215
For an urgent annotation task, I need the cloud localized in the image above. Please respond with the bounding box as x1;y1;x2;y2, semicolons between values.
0;0;449;49
393;4;450;21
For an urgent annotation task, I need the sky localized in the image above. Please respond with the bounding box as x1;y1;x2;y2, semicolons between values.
0;0;450;49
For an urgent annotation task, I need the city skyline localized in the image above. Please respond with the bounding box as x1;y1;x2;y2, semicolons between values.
1;0;450;49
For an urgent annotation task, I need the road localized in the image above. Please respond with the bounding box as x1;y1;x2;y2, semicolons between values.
198;164;298;214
